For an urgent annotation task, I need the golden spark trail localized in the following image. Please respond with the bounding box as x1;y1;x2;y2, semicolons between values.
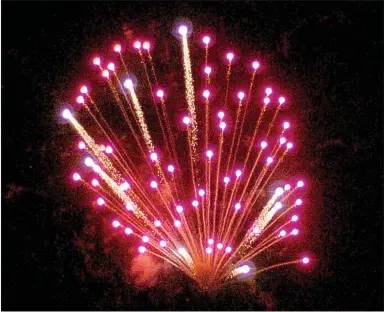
223;62;232;110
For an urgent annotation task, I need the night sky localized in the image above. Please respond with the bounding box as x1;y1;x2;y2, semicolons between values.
2;1;383;310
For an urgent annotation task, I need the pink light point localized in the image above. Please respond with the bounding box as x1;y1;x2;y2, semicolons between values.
97;198;105;206
278;97;286;105
219;121;226;130
73;173;81;181
261;141;267;149
76;95;85;104
225;246;232;253
206;150;213;159
102;70;109;78
150;181;158;189
237;92;245;101
154;220;161;227
91;179;99;187
295;199;303;206
176;205;184;213
292;229;299;235
292;215;299;222
280;137;287;145
178;25;188;36
93;165;101;173
143;42;150;50
275;187;284;196
150;152;158;162
274;202;282;210
279;230;287;237
105;146;113;154
263;97;270;105
120;181;130;191
156;90;164;98
203;36;211;45
124;79;133;89
192;200;199;208
297;181;304;188
204;66;211;75
142;235;149;243
112;220;120;228
252;61;260;70
203;89;210;99
287;142;293;150
80;86;88;94
265;87;272;96
113;44;121;53
208;238;214;245
218;111;224;119
126;202;134;211
226;52;234;62
138;246;146;253
224;176;230;184
167;165;175;173
198;189;205;197
93;57;101;66
284;184;291;191
160;240;167;247
183;116;191;125
302;257;310;264
206;247;212;254
78;141;86;149
125;227;133;235
267;157;273;164
235;170;242;178
217;243;223;250
283;122;290;129
107;62;115;71
84;157;94;167
235;202;241;210
133;41;141;49
174;220;181;227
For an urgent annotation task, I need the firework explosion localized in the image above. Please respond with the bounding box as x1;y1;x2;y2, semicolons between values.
61;23;311;290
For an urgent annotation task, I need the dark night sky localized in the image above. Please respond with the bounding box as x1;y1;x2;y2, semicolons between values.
1;1;383;310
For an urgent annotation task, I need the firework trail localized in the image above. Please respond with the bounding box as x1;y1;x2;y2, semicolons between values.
62;23;311;290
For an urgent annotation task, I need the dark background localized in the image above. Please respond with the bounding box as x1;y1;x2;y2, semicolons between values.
2;1;383;310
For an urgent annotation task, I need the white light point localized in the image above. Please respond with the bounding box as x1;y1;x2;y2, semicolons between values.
261;141;267;149
142;235;149;243
150;181;158;189
297;181;304;188
178;25;188;36
225;246;232;253
192;200;199;208
291;215;299;222
160;240;167;247
76;95;84;104
274;202;282;210
287;142;293;150
301;257;310;264
266;87;272;96
218;111;224;119
105;146;113;154
235;202;241;211
292;229;299;236
217;243;223;250
208;238;214;245
113;44;121;53
206;150;213;159
203;89;210;99
267;157;273;164
252;61;260;70
235;170;242;178
284;184;291;191
107;62;115;71
283;122;290;129
176;205;184;213
263;97;270;105
80;85;88;94
280;137;287;145
167;165;175;173
239;265;250;274
62;109;72;119
224;176;230;184
279;230;287;237
154;220;161;227
112;220;120;228
125;227;133;235
156;89;164;98
295;199;302;206
93;57;101;66
120;181;130;191
238;92;245;101
253;226;261;235
279;97;286;105
133;41;141;49
183;116;191;125
73;173;81;181
124;79;133;89
150;152;158;162
219;121;227;130
202;36;210;45
226;52;234;62
275;187;284;196
102;70;109;78
206;247;212;254
93;164;101;173
126;202;134;211
174;220;181;228
84;157;94;167
198;189;205;197
91;179;99;187
204;66;212;75
138;246;146;253
143;42;150;50
78;141;86;149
